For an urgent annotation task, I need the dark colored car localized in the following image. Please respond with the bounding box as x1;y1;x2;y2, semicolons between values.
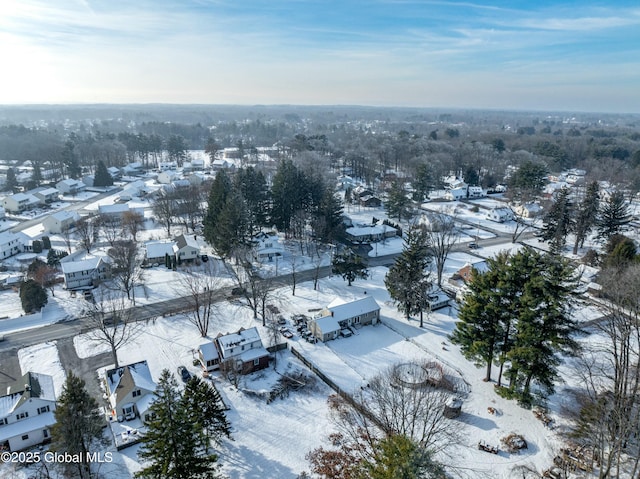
201;254;209;262
178;366;191;382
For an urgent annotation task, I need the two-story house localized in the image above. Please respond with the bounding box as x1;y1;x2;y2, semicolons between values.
309;296;380;342
56;179;86;196
2;193;41;214
0;372;57;452
252;232;284;262
42;210;80;234
214;327;269;375
31;187;60;204
105;361;156;422
60;256;110;290
0;231;24;260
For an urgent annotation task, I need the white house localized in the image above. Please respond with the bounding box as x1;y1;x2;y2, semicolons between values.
2;193;41;213
486;207;513;223
117;180;147;201
60;256;110;290
107;166;122;180
309;296;380;342
0;231;23;260
42;210;80;234
157;171;179;185
443;187;467;201
105;361;157;422
0;372;57;452
144;240;176;265
467;186;485;198
514;203;543;218
198;342;221;373
122;162;144;176
98;203;144;220
215;327;269;374
31;187;60;204
173;234;200;262
345;223;398;244
252;232;284;262
56;178;85;195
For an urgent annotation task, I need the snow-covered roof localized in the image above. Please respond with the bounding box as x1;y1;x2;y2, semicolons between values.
174;234;199;250
60;256;107;274
199;342;219;361
106;361;156;400
0;372;56;417
0;411;55;442
145;241;176;259
217;327;263;358
312;315;341;334
324;296;380;323
99;203;131;215
346;224;397;237
47;210;79;222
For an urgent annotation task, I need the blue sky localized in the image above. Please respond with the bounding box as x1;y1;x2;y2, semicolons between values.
1;0;639;112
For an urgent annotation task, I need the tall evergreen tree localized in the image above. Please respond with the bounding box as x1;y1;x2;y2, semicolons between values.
332;249;368;286
506;254;580;403
51;372;104;479
385;225;432;326
182;376;231;451
136;370;219;479
572;181;600;254
412;163;434;202
94;160;114;187
211;190;250;259
271;159;307;233
61;140;81;179
235;166;270;232
597;190;631;241
5;167;17;191
450;253;509;382
204;170;233;245
313;187;345;244
540;187;574;253
385;180;412;222
19;279;48;313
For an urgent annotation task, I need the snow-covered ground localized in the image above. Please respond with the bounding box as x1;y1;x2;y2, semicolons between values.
0;196;614;478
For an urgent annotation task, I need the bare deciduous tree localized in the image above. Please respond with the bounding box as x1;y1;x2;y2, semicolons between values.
425;211;459;287
75;216;100;253
107;240;144;303
179;264;220;337
122;210;145;241
571;265;640;478
86;290;140;369
99;214;121;247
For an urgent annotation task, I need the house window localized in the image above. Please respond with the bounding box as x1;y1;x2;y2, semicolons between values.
16;412;28;420
354;316;361;324
253;358;260;366
38;405;50;414
43;429;49;438
0;418;7;426
21;434;29;441
132;389;141;398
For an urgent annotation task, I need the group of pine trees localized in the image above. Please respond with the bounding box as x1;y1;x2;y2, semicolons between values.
136;370;231;479
204;161;344;260
451;248;581;406
541;181;631;254
49;370;231;479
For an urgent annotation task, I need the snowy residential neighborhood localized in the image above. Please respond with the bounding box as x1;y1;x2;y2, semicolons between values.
0;109;639;479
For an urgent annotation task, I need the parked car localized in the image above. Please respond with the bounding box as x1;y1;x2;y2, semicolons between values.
177;366;191;382
281;329;294;339
201;254;209;262
468;242;479;249
340;328;353;338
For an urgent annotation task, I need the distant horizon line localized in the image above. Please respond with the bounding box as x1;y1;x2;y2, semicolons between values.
0;102;637;116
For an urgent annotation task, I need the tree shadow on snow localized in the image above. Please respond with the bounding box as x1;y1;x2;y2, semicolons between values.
221;443;301;479
457;412;498;432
